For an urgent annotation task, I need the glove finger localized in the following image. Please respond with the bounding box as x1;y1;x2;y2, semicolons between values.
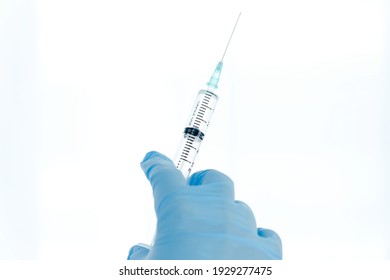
234;200;256;221
141;151;186;203
257;227;281;240
127;244;150;260
257;227;283;259
188;169;234;199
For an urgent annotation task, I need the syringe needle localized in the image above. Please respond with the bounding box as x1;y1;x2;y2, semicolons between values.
207;13;241;90
221;12;241;62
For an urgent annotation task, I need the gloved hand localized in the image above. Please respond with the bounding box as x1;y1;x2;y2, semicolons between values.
128;151;282;260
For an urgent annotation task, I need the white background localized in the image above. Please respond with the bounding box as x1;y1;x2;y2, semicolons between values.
0;0;389;260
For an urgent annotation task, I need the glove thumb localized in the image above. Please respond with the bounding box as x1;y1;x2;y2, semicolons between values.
127;244;151;260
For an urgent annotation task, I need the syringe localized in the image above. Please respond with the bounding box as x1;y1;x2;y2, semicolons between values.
174;13;241;178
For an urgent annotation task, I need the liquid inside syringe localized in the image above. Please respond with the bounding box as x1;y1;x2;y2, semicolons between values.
174;89;219;178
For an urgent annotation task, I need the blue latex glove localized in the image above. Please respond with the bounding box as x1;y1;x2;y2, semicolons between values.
128;151;282;260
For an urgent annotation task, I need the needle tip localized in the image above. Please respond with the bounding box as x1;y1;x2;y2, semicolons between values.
221;12;242;62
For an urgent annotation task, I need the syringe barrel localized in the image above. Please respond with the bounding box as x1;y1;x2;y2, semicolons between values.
174;89;219;178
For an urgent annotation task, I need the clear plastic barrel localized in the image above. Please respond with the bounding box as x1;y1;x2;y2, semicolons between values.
175;89;219;178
